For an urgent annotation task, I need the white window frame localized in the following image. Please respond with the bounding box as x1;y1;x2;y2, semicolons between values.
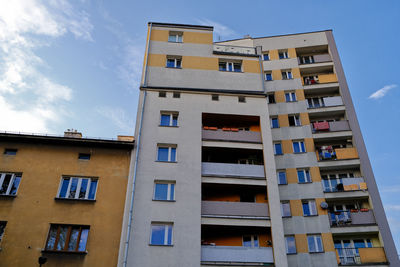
288;115;301;126
219;61;242;72
308;235;324;252
303;200;317;216
270;117;279;128
285;236;296;254
300;55;314;64
168;32;183;43
153;182;175;201
282;70;293;80
279;51;289;59
160;113;178;127
307;97;325;108
150;223;173;245
281;202;291;217
265;72;273;81
263;53;270;61
242;235;259;248
0;173;21;196
293;141;306;153
166;57;181;68
277;171;287;185
285;92;297;102
57;177;98;200
274;142;283;155
157;145;177;162
335;239;373;249
297;169;312;183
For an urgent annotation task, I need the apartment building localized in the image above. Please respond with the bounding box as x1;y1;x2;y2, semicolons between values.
0;131;133;266
119;22;399;267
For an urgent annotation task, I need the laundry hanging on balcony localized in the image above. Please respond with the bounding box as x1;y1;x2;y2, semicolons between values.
313;121;330;131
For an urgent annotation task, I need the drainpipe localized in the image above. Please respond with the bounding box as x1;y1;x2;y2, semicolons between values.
256;46;266;93
122;22;152;267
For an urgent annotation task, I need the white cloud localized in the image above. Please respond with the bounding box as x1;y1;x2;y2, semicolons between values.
368;84;397;100
95;106;133;133
385;205;400;211
380;184;400;193
196;18;238;40
0;0;93;133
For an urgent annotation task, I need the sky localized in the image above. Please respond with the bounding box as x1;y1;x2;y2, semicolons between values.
0;0;399;253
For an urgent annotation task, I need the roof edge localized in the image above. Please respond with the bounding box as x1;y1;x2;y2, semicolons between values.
148;22;213;31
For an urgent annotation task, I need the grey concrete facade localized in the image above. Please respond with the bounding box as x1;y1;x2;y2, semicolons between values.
120;23;398;267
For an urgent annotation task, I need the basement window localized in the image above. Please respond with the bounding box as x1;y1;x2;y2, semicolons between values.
159;91;167;98
211;94;219;101
4;149;17;155
238;96;246;103
78;153;91;160
173;92;180;98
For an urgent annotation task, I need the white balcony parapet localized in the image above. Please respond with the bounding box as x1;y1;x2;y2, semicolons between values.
201;246;273;263
202;201;269;218
213;44;257;55
202;162;265;178
323;96;343;107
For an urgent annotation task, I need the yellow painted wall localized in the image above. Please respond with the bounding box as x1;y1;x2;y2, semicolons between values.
299;113;310;125
286;169;298;184
150;29;169;42
319;73;338;84
335;147;358;160
295;89;305;101
182;56;218;70
359;247;387;263
278;115;289;127
150;29;213;44
288;48;297;58
321;233;335;252
316;198;328;215
310;167;321;182
250;125;261;132
290;200;302;216
304;138;315;152
269;50;279;60
292;68;301;79
272;69;282;80
282;140;293;154
275;91;285;103
148;54;166;67
0;142;131;267
295;234;308;253
243;60;261;73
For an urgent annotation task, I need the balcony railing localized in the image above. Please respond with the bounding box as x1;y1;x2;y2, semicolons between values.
202;162;265;178
302;73;338;85
298;54;331;65
316;147;358;161
323;177;367;193
336;247;387;265
307;96;343;109
202;201;269;218
329;210;375;226
201;246;273;264
202;129;262;143
313;121;350;133
213;44;257;56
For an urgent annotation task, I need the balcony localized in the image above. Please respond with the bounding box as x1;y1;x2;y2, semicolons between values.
213;44;257;56
329;210;375;227
202;128;261;143
323;177;367;193
307;96;343;109
317;147;358;161
302;73;338;86
313;121;350;133
298;54;331;65
202;201;269;218
336;247;387;265
201;246;273;264
202;162;265;178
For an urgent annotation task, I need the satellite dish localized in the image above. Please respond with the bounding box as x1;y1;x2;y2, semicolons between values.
320;202;328;209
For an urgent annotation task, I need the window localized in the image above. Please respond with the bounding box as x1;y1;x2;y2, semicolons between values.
279;51;289;59
303;200;317;216
285;92;296;102
274;143;283;155
288;115;301;126
57;177;98;200
277;171;287;185
299;55;314;64
150;223;173;245
263;53;270;61
211;94;219;101
297;169;311;183
4;149;17;155
168;32;182;43
160;113;178;127
281;202;291;217
308;235;324;253
0;221;6;242
243;235;259;247
322;173;354;192
238;96;246;103
219;61;242;72
265;72;273;81
166;57;181;68
285;236;296;254
157;145;177;162
282;71;293;80
78;153;90;160
271;117;279;128
45;224;89;252
159;91;166;98
173;92;180;98
0;173;21;196
307;97;324;108
267;93;275;103
153;182;175;201
293;141;306;153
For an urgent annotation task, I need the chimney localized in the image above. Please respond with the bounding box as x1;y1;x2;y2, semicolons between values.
64;129;82;138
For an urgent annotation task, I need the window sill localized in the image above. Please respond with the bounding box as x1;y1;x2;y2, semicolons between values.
42;249;88;255
166;67;182;69
219;70;243;73
298;182;313;184
274;154;284;156
282;216;292;218
152;199;176;202
278;183;288;186
304;215;318;217
309;251;324;254
155;161;177;163
149;244;173;247
54;197;96;202
293;152;307;154
158;125;179;128
168;41;183;43
265;80;273;82
286;252;297;255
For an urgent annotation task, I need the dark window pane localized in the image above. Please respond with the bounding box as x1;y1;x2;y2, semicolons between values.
154;184;168;200
46;226;58;250
0;174;12;194
68;178;78;198
243;236;252;247
169;184;175;200
157;147;169;161
88;180;97;200
78;228;89;251
303;202;310;215
151;225;165;245
170;148;176;162
79;179;88;199
275;144;282;155
56;226;69;250
167;225;172;245
68;227;80;251
172;115;178;126
160;115;170;126
298;170;305;183
9;176;21;195
59;179;70;198
166;59;175;68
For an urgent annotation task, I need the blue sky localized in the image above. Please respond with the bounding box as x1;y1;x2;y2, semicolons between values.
0;0;399;252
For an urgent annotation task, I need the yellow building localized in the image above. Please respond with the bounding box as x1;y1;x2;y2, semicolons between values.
0;131;133;267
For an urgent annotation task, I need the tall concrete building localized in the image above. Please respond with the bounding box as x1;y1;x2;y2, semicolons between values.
119;22;399;267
